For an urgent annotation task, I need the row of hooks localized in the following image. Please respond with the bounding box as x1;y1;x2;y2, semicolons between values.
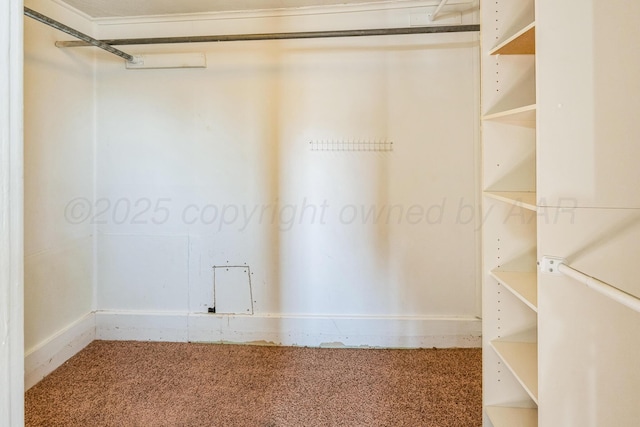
309;140;394;152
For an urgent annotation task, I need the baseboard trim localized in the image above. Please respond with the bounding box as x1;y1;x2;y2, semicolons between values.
23;309;479;389
24;312;96;390
24;310;479;389
96;311;481;348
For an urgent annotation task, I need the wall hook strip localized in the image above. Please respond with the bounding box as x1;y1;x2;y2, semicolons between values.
310;140;394;152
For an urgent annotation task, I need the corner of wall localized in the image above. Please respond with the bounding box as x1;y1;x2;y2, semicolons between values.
23;0;100;388
24;312;96;390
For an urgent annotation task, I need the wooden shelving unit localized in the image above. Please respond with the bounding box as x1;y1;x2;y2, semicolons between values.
484;191;537;211
482;104;536;123
486;406;538;427
491;338;538;403
481;1;538;425
489;22;536;55
490;270;537;311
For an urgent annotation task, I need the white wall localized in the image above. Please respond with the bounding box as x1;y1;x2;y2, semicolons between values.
537;0;640;425
0;0;24;423
23;0;96;385
92;4;481;345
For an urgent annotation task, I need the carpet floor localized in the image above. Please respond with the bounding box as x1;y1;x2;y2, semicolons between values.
25;341;482;427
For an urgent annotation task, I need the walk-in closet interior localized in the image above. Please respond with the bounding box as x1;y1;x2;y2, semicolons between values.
1;0;639;425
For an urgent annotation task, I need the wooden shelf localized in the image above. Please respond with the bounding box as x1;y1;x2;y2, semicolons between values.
486;406;538;427
491;270;537;312
491;336;538;404
490;22;536;55
482;104;536;125
482;2;538;422
484;191;537;211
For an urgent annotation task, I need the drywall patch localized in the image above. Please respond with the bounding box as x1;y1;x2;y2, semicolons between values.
213;266;254;315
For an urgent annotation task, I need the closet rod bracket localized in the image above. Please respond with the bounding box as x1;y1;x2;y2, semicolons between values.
538;256;565;275
430;0;449;21
24;7;136;63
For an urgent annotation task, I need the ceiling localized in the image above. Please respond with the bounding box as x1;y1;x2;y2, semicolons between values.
59;0;426;19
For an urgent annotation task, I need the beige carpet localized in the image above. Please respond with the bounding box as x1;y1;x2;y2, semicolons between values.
25;341;481;427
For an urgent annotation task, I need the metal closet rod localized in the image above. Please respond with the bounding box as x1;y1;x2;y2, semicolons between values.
25;5;479;60
24;7;135;62
55;25;480;48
